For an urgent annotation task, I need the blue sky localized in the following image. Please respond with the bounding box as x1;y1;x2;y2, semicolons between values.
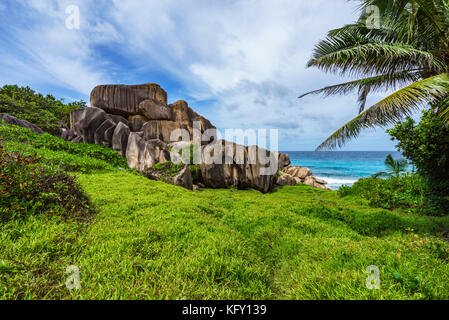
0;0;405;151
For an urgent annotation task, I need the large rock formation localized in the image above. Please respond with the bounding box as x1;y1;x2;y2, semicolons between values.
199;140;278;193
90;83;216;143
0;114;44;135
90;83;167;116
62;82;327;192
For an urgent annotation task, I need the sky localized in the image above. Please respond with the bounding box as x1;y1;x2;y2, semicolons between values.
0;0;403;151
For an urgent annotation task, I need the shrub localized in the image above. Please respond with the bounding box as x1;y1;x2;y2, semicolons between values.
338;174;425;212
143;161;184;182
0;121;128;171
0;84;86;135
0;144;94;222
189;164;202;185
388;110;449;215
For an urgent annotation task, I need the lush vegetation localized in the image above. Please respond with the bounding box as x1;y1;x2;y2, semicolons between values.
1;122;449;299
372;154;409;178
0;85;87;135
301;0;449;216
388;109;449;215
0;121;128;172
0;144;93;223
339;174;425;213
301;0;449;150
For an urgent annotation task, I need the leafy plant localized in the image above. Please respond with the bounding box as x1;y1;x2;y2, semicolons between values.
338;174;425;212
0;143;94;222
388;109;449;215
0;121;128;171
0;84;86;135
372;154;409;178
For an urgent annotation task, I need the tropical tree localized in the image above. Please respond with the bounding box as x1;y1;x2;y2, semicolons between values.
372;154;409;178
300;0;449;150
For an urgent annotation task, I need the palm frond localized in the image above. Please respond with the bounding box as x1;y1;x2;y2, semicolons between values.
299;70;422;99
308;40;444;77
316;73;449;151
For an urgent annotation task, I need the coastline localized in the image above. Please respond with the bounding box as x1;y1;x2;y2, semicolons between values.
283;151;406;190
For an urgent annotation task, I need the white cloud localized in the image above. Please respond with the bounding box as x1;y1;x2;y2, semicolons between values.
1;0;112;95
0;0;399;150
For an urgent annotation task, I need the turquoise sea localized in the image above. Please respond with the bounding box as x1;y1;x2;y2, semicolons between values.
283;151;407;190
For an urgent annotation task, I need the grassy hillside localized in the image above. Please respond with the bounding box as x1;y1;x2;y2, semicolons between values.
1;121;449;299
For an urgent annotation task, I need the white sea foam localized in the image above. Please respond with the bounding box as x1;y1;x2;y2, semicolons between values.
316;176;359;190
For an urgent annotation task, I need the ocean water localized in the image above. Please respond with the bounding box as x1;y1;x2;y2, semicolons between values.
283;151;406;190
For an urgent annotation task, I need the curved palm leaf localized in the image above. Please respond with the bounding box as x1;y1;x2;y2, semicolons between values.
308;41;445;77
316;73;449;151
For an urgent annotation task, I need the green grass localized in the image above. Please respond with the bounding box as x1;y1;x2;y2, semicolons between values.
1;122;449;299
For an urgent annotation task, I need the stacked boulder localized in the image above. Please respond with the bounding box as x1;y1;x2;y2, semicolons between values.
277;165;330;190
62;82;328;192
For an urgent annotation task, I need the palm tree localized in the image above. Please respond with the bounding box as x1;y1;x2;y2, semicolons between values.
372;154;409;178
300;0;449;150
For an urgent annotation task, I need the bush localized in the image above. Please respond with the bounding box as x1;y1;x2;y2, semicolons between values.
338;175;425;212
0;121;128;171
0;144;94;222
388;110;449;215
189;164;202;185
143;161;184;182
0;85;86;135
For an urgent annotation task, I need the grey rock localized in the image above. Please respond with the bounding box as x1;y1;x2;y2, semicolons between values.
276;173;298;186
173;165;193;190
112;122;130;157
106;114;129;127
91;83;168;116
94;119;116;146
71;107;107;144
126;133;170;171
0;114;44;135
199;140;278;193
139;99;172;120
128;115;149;132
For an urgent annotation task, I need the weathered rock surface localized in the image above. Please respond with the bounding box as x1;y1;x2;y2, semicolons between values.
199;140;278;193
106;114;129;127
91;83;167;116
112;122;130;157
126;133;170;171
0;114;44;135
139;99;172;120
283;165;330;190
71;107;107;144
144;164;193;190
275;152;291;171
94;119;116;147
171;100;216;135
142;120;189;143
276;173;298;186
61;128;76;141
128;115;149;132
173;165;193;190
285;166;313;179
